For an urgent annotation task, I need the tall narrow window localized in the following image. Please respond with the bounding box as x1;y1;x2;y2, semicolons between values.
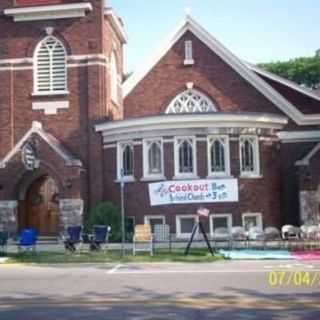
34;36;67;94
240;136;260;177
118;142;134;179
110;52;118;104
184;40;194;65
207;136;230;176
143;139;163;179
174;137;197;178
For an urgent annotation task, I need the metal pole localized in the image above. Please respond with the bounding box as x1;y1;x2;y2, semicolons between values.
120;180;125;257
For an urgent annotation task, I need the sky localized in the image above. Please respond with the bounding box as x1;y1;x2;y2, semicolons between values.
108;0;320;73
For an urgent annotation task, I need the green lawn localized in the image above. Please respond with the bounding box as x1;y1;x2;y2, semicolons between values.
5;249;224;264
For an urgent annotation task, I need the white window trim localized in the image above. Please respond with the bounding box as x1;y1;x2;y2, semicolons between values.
242;213;263;230
207;135;230;178
209;214;233;237
176;214;198;239
142;138;165;180
117;141;134;181
33;35;68;96
239;135;261;178
144;215;166;228
174;136;198;179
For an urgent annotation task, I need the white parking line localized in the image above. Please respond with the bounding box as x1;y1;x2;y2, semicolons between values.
107;264;123;274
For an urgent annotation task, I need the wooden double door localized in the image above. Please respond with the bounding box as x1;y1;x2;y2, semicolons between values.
23;176;59;236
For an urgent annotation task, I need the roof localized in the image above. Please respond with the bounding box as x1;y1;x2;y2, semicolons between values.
123;15;320;126
246;62;320;102
0;122;82;168
104;7;128;44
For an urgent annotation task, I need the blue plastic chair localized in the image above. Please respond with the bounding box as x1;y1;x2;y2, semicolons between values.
64;226;82;253
18;229;38;252
90;225;110;252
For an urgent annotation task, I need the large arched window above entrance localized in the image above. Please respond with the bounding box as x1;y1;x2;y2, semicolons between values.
34;36;67;94
165;89;217;114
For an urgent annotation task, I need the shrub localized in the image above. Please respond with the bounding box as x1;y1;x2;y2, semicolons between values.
84;202;121;242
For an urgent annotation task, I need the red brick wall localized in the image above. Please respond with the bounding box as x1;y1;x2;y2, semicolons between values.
124;31;288;119
0;1;123;212
103;138;283;230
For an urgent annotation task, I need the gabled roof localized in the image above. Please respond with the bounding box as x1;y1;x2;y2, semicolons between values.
0;121;82;169
246;62;320;102
123;15;320;126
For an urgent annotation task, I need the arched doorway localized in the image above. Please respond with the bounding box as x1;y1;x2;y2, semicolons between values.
22;175;59;236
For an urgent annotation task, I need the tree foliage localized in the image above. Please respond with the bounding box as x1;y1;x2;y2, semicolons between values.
84;202;121;242
258;52;320;89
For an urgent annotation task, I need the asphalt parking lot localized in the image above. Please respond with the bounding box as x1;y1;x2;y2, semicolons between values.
1;260;320;319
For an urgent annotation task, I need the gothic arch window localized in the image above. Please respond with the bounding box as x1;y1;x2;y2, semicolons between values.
34;36;67;94
174;137;197;177
239;136;260;177
117;142;134;180
165;89;217;114
110;52;118;104
143;139;163;178
207;136;230;176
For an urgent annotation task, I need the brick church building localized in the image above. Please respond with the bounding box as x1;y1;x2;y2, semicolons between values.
0;0;320;239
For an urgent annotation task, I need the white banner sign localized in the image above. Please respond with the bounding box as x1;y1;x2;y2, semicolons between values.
149;179;239;206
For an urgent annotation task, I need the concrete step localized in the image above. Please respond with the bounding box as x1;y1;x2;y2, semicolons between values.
38;236;59;244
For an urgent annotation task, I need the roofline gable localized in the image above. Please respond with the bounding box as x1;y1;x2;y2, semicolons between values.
123;15;320;126
246;62;320;102
0;121;82;168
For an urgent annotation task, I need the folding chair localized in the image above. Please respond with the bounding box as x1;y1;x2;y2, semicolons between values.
18;229;38;252
133;224;153;256
63;226;82;253
90;225;110;253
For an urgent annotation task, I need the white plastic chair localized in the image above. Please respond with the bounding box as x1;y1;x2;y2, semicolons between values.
281;225;300;240
264;227;281;249
231;226;248;249
212;227;231;249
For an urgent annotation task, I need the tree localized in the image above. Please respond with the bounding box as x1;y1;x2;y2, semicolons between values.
258;51;320;89
122;71;133;83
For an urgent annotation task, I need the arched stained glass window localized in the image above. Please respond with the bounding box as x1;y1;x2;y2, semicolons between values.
148;141;162;174
240;136;260;176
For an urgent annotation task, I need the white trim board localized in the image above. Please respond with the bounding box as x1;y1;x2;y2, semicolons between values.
277;131;320;143
122;15;320;126
95;113;287;142
104;8;128;44
4;3;93;22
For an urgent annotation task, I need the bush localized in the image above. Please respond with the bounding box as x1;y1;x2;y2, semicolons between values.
84;202;121;242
